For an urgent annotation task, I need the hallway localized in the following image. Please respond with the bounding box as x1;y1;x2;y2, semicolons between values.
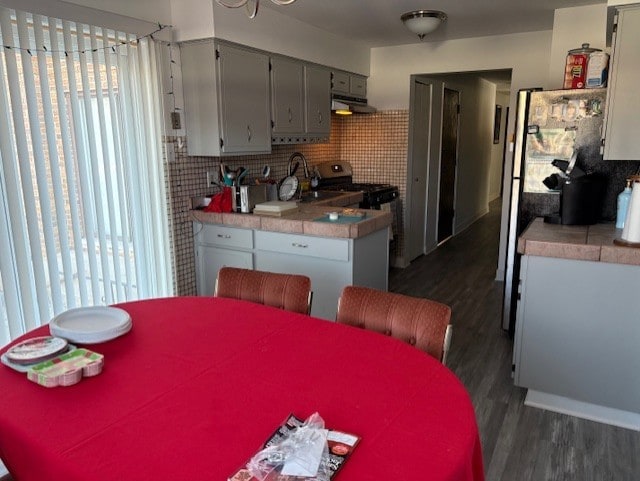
389;199;639;481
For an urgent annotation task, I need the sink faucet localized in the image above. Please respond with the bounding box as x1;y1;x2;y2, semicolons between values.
288;152;309;178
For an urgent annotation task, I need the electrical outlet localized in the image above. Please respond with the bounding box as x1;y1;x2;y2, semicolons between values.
206;170;218;187
170;111;181;130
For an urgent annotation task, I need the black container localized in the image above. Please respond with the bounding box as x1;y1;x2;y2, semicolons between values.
545;175;606;225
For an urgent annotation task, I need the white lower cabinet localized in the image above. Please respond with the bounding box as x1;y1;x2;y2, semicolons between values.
514;255;640;419
193;224;254;296
254;229;388;320
194;223;389;320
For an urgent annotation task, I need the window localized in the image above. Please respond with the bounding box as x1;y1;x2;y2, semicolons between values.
0;9;174;345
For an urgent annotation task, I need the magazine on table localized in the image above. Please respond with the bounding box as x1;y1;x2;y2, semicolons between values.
228;414;360;481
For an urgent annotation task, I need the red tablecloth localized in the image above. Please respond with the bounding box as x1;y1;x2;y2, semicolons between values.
0;297;484;481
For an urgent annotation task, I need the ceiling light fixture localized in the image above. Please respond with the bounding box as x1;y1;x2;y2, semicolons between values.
401;10;447;40
215;0;296;19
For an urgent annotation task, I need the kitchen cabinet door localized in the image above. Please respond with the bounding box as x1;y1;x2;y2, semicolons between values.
603;5;640;160
181;40;271;156
217;43;271;154
271;56;304;136
332;70;367;99
514;255;640;416
195;245;253;296
304;65;331;136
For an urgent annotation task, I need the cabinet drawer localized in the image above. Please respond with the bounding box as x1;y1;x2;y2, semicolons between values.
255;231;349;261
198;224;253;249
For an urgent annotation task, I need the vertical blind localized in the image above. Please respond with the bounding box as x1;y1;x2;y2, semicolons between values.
0;7;174;347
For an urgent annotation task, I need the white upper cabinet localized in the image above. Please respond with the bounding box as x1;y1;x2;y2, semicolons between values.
603;5;640;160
270;56;304;136
181;40;271;156
332;70;367;99
304;65;331;137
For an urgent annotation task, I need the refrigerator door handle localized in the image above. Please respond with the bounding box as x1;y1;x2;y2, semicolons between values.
503;177;522;331
511;90;530;179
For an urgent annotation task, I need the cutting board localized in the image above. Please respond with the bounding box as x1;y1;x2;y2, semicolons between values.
253;201;299;216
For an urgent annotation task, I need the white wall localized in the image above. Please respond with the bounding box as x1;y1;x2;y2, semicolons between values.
489;90;510;201
171;0;370;75
548;4;608;89
1;0;170;37
369;30;552;275
369;30;552;113
63;0;173;25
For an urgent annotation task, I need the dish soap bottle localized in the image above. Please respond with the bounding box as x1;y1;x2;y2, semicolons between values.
616;179;633;229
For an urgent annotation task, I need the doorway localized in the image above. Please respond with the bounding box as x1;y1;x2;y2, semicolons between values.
404;70;512;268
438;88;459;244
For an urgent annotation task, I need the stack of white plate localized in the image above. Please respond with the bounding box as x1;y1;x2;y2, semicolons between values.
49;306;132;344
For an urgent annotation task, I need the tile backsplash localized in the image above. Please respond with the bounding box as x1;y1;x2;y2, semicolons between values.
166;110;410;296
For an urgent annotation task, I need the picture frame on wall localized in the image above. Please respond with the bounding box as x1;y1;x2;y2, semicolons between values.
493;105;502;144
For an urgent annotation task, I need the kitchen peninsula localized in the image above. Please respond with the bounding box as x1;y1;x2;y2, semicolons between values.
191;194;392;320
514;218;640;430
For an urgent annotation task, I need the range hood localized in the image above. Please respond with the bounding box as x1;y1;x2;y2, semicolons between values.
331;94;376;114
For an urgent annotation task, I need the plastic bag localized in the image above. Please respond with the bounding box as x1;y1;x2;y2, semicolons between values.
204;186;232;213
247;413;331;481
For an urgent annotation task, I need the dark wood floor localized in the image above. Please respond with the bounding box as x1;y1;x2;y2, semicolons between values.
389;199;640;481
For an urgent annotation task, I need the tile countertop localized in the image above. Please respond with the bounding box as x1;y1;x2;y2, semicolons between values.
190;192;391;240
517;217;640;266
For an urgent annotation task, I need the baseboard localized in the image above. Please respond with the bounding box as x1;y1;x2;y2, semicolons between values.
390;255;409;268
525;389;640;431
455;207;490;235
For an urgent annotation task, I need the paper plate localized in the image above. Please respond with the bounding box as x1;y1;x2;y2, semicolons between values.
4;336;68;365
50;306;132;344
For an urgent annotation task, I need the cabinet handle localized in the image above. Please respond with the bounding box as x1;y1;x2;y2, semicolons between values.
292;242;308;248
318;111;322;124
288;107;292;123
217;234;232;239
247;125;252;142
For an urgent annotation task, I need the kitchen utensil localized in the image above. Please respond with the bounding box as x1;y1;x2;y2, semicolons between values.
262;165;271;179
222;164;236;186
237;167;248;185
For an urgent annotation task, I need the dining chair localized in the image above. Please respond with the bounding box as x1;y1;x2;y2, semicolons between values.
214;267;312;315
336;286;453;365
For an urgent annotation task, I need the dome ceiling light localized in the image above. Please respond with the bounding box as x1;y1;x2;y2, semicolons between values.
215;0;297;19
401;10;447;40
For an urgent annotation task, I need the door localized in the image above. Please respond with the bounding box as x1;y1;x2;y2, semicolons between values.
438;88;459;244
304;65;331;135
217;43;271;153
271;57;304;135
406;81;431;261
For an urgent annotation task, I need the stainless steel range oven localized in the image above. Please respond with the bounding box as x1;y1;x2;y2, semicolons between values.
314;161;399;209
314;161;400;248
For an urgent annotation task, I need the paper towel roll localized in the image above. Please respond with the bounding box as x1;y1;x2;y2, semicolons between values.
621;181;640;242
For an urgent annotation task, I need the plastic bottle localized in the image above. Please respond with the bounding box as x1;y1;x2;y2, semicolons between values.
616;179;633;229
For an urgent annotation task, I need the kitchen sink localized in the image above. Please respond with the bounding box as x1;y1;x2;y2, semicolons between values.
297;190;345;203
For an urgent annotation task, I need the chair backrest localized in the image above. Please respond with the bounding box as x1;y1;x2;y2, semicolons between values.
214;267;312;315
336;286;452;364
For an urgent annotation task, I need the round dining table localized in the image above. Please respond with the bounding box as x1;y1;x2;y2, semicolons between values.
0;296;484;481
